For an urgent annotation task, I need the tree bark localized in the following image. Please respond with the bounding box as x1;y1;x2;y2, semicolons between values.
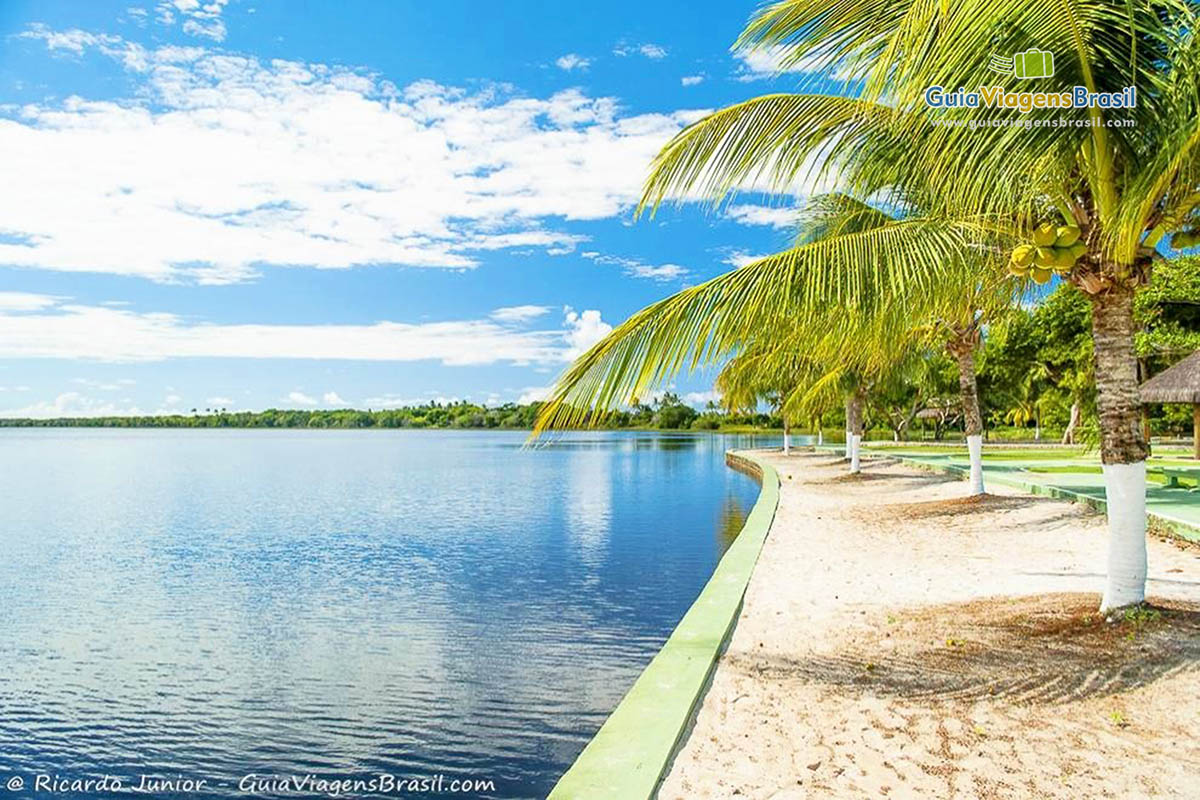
950;334;985;495
844;394;854;459
1062;402;1080;444
1193;404;1199;460
1090;284;1148;611
847;388;864;473
1092;287;1149;464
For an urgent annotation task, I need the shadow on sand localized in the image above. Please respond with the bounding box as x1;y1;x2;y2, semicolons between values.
733;593;1200;704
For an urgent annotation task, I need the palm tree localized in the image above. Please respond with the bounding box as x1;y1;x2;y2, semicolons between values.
715;340;807;454
725;0;1200;611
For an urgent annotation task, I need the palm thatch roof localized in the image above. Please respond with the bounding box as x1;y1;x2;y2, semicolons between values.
1140;350;1200;404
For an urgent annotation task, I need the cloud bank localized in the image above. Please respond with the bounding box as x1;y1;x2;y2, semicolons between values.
4;31;707;284
0;295;609;365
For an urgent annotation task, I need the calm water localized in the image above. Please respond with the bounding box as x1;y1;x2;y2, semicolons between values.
0;429;776;798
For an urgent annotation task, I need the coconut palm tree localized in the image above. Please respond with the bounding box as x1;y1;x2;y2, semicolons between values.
715;341;805;454
724;0;1200;612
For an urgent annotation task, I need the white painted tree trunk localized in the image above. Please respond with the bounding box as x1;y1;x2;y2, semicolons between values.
844;429;852;459
1090;285;1149;612
849;434;861;473
1099;461;1148;613
783;420;791;456
817;429;823;446
966;434;985;495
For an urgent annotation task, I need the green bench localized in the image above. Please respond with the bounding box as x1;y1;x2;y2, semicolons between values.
1161;466;1200;489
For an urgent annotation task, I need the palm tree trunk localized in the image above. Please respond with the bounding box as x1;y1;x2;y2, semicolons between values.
843;394;854;459
1062;401;1080;444
952;341;985;496
1091;285;1149;612
783;417;791;456
848;388;864;473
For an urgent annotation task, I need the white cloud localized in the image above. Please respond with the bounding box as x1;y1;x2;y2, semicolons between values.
563;306;612;357
580;251;688;282
0;292;61;311
490;305;551;323
681;74;705;87
723;250;768;268
158;0;229;41
734;46;854;82
683;390;720;407
0;391;146;418
0;296;608;366
555;53;591;71
726;204;797;229
71;377;128;391
4;32;706;284
363;392;462;409
323;391;346;405
164;393;182;405
614;42;667;59
207;395;232;405
286;391;317;406
517;385;551;404
18;25;122;55
626;262;687;281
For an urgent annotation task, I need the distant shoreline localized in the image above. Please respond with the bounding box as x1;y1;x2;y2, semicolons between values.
0;415;781;434
0;401;781;433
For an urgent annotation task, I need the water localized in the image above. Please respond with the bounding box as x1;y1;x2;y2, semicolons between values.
0;429;774;798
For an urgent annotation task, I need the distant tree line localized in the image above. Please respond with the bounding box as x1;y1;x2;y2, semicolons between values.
0;392;782;431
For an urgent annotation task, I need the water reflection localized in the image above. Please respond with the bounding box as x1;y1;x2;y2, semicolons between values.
715;495;749;552
0;430;762;799
565;447;613;577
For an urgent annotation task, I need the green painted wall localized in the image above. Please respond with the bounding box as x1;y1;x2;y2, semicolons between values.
547;451;780;799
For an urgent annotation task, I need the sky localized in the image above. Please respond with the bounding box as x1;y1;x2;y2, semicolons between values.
0;0;820;417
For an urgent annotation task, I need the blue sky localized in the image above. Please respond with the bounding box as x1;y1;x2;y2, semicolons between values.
0;0;813;416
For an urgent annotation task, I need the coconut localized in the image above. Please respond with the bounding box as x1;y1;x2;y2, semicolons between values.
1052;247;1077;269
1032;223;1058;247
1011;244;1036;267
1031;267;1053;285
1033;246;1057;267
1054;225;1082;247
1069;241;1087;260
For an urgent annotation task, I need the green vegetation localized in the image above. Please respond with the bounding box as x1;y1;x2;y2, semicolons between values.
0;393;781;431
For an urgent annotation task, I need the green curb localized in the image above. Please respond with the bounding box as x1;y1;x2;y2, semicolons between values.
547;451;780;800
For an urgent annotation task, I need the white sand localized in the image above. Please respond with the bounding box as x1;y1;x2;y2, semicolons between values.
659;450;1200;799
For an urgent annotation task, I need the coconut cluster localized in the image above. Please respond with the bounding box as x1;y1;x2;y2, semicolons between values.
1009;223;1085;284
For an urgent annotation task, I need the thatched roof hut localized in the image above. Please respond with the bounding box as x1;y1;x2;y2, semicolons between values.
1141;350;1200;404
1140;350;1200;457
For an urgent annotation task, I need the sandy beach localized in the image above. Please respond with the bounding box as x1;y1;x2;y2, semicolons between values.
659;450;1200;799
